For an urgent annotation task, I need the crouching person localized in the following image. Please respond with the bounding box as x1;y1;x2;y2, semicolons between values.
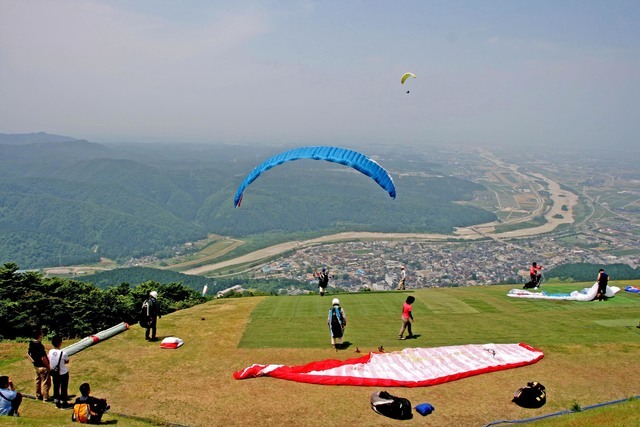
72;383;110;424
0;375;22;417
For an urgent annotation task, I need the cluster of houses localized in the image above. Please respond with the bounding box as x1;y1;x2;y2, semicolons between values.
250;229;637;294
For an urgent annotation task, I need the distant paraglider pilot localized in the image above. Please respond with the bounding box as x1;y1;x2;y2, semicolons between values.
316;268;330;297
142;291;161;341
401;72;415;95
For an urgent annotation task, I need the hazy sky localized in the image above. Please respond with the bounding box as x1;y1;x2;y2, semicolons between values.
1;0;638;150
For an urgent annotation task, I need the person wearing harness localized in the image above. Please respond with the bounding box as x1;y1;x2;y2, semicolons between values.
317;268;330;296
328;298;347;349
143;291;161;341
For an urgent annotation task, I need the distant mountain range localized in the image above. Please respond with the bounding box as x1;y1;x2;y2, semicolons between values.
0;132;495;269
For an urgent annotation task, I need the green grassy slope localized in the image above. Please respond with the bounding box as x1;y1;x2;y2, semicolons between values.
1;282;638;426
242;283;640;349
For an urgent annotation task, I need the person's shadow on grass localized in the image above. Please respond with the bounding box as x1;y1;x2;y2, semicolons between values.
337;341;352;350
406;334;421;340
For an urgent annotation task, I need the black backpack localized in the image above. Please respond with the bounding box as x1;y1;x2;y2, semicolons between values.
370;391;413;420
513;381;546;408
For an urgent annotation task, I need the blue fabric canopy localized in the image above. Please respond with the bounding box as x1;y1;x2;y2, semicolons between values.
234;146;396;207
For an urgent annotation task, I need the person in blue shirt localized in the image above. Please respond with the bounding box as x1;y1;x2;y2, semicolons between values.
0;375;22;417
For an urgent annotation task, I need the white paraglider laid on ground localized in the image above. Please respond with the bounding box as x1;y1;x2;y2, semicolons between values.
507;283;620;301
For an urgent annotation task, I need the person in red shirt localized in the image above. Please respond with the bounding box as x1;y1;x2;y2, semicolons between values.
398;296;415;340
525;262;543;288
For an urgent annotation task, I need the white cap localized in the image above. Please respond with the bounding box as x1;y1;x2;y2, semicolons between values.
150;291;158;298
332;298;340;305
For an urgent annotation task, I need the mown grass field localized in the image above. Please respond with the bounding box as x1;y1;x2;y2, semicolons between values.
1;282;639;426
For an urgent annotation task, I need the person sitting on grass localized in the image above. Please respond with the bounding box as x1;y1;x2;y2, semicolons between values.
0;375;22;417
72;382;110;424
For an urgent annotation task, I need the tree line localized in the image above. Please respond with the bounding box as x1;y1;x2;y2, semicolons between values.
545;262;640;282
0;263;208;340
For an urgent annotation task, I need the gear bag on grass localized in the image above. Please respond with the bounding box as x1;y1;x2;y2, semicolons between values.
370;391;413;420
72;403;97;423
513;381;546;408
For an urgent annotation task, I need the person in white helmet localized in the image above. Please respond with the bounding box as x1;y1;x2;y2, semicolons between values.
142;290;161;341
327;298;347;349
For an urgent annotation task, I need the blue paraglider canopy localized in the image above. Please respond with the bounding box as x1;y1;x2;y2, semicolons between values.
233;146;396;207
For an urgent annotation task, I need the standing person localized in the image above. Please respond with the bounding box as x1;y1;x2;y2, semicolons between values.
398;296;415;340
596;268;609;301
526;262;543;288
26;328;51;402
534;262;543;287
143;291;161;341
0;375;22;417
317;268;329;297
328;298;347;349
396;266;406;290
72;383;110;424
48;336;71;409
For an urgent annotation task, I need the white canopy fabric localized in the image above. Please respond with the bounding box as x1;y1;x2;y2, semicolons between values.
508;283;620;301
234;343;544;387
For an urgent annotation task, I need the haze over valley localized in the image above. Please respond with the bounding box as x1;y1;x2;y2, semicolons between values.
2;132;638;291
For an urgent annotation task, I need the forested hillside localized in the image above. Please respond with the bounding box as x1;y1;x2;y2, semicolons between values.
0;263;207;340
0;133;496;268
